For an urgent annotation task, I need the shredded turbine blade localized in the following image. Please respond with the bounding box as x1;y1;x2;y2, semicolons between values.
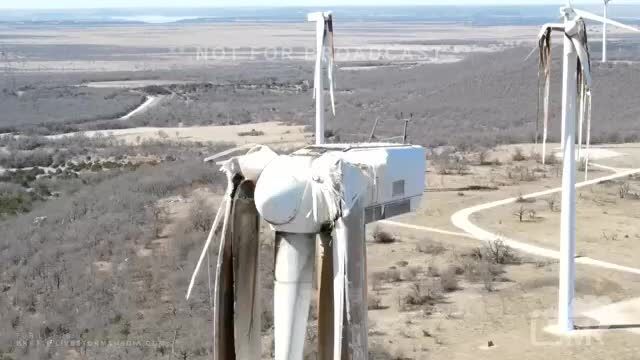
231;180;261;360
313;18;323;100
317;232;335;360
571;19;592;89
584;92;592;180
332;217;348;360
578;72;586;162
213;176;240;360
538;27;552;164
327;15;336;115
186;197;227;300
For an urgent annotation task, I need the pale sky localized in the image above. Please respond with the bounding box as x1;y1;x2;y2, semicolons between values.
4;0;640;10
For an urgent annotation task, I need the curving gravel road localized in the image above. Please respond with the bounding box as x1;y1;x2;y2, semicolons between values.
449;166;640;275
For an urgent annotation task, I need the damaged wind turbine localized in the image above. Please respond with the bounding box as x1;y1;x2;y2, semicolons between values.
186;11;427;360
534;3;639;333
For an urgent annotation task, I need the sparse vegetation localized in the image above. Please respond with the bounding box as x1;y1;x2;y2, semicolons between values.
619;182;631;199
439;266;460;292
0;138;228;360
373;227;397;244
480;240;520;265
368;294;386;310
416;239;446;255
544;195;559;212
544;153;558;165
512;147;526;161
514;205;527;222
238;129;266;137
189;195;216;233
401;280;444;311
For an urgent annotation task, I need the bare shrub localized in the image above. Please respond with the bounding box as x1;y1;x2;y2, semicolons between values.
544;153;558;165
372;227;396;244
478;149;493;166
368;294;385;310
529;151;542;163
401;280;443;310
151;205;165;239
578;159;587;172
427;265;440;277
519;167;536;181
514;205;527;222
601;231;619;242
439;266;459;292
373;269;402;283
619;182;631;199
238;129;265;137
368;343;396;360
416;239;446;255
482;240;520;265
544;196;559;212
189;196;216;232
512;147;526;161
431;149;459;175
157;130;169;139
454;158;469;175
463;258;503;291
371;271;387;291
401;266;422;281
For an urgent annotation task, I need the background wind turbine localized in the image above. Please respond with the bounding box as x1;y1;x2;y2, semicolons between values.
308;11;336;145
603;0;612;63
535;4;639;333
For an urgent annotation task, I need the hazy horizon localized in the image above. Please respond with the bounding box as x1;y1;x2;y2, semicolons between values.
4;4;640;26
5;0;640;10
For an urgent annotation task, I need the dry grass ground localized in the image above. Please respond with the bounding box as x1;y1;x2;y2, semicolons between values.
365;143;640;359
50;121;310;148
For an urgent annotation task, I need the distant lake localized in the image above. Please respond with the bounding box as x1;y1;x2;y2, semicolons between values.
111;15;204;24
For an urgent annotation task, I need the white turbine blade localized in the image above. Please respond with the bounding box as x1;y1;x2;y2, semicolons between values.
204;143;256;163
584;93;593;180
570;36;593;88
537;23;565;40
186;197;227;300
524;46;537;62
333;220;347;359
313;27;323;100
578;77;586;161
574;8;640;32
273;233;316;360
213;189;235;360
524;24;564;62
232;180;261;360
326;17;336;115
309;12;329;100
317;233;335;359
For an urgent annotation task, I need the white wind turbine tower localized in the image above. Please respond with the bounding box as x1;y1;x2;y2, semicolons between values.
535;3;639;332
602;0;612;63
185;11;427;360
